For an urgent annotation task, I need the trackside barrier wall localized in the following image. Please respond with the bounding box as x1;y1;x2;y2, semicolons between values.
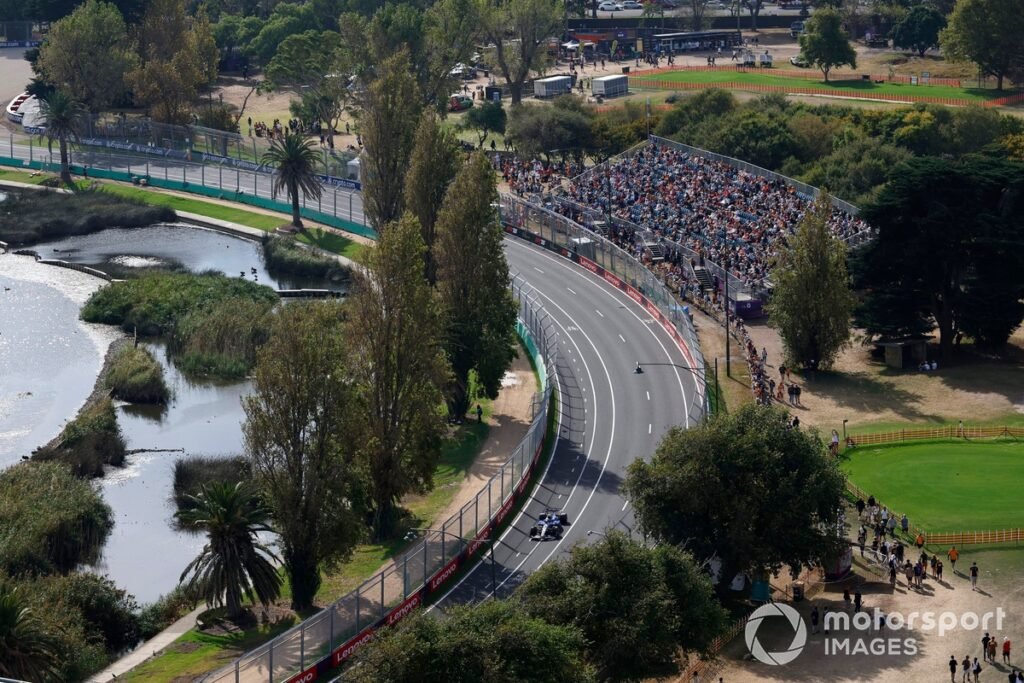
498;193;708;423
200;278;558;683
0;134;376;240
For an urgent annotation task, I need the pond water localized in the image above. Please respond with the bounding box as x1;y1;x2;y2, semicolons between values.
31;223;347;292
1;223;336;604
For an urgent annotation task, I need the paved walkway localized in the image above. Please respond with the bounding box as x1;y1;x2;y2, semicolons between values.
86;605;206;682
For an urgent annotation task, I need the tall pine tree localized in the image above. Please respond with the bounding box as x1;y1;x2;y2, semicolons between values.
435;152;518;417
766;194;855;369
404;111;461;284
347;213;450;539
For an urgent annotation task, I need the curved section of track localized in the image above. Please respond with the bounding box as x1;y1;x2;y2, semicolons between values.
433;235;701;605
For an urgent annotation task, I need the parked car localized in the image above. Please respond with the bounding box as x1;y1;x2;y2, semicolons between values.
622;1;643;8
598;1;624;10
448;94;473;112
654;0;679;7
789;53;810;67
790;20;805;37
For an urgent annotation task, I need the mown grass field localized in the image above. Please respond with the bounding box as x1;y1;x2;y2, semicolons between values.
638;69;1010;103
842;439;1024;532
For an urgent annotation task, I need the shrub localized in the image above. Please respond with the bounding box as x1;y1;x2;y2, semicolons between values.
172;455;251;514
105;345;169;403
172;298;273;379
262;234;350;281
0;187;175;246
0;461;114;575
35;397;127;477
137;584;200;640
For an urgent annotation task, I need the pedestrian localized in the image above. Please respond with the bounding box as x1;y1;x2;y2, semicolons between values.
856;498;866;517
853;589;862;613
810;605;820;634
916;532;925;548
974;657;982;682
794;384;802;406
1004;638;1012;664
901;513;910;535
949;546;960;572
843;587;852;611
990;639;998;664
937;559;944;581
476;403;483;423
949;655;959;683
984;634;992;662
963;655;972;683
970;561;979;590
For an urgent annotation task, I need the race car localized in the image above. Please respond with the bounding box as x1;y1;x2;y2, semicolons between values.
529;509;570;541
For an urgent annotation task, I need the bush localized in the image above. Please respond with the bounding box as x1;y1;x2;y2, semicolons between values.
172;455;251;514
35;397;127;477
262;234;350;281
82;272;278;379
137;584;200;640
106;345;169;403
33;573;142;654
0;187;175;246
0;461;114;575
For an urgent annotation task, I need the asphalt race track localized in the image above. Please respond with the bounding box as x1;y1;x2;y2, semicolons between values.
433;235;703;606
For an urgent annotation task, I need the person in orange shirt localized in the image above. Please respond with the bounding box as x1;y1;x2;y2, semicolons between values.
948;546;959;572
1003;637;1011;665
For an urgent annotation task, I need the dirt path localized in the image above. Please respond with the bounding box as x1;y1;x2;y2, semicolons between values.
433;351;539;525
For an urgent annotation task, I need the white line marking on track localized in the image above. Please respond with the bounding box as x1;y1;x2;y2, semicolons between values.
567;287;576;295
648;423;652;434
595;309;605;318
646;391;650;401
533;266;544;273
618;334;626;343
622;500;629;511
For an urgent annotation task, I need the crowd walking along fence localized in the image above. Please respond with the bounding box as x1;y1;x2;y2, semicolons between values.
498;192;708;424
1;133;374;239
200;277;559;683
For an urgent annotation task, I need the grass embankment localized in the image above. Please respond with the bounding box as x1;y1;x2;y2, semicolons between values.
262;234;351;281
82;272;277;379
105;345;170;404
34;398;128;478
0;188;175;246
642;69;1010;103
842;440;1024;531
846;413;1024;436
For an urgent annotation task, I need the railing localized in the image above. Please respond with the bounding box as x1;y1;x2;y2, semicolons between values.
846;425;1024;447
200;275;559;683
498;193;708;423
1;133;374;240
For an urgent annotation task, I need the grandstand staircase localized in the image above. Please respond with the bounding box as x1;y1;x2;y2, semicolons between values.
693;266;714;293
640;230;665;262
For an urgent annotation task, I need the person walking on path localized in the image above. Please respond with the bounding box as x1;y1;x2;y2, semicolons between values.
974;657;982;683
811;606;820;634
949;546;960;572
984;634;992;662
902;513;910;536
970;561;980;590
990;638;998;664
963;655;972;683
949;655;959;682
854;589;863;613
1004;638;1012;665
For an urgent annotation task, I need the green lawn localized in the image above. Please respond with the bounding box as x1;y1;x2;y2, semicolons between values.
640;69;1010;103
842;440;1024;532
0;169;51;184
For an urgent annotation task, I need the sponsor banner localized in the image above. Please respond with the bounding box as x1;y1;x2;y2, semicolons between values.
467;526;491;557
493;494;516;527
603;271;621;288
332;626;376;666
285;666;319;683
578;255;599;275
0;41;40;48
385;592;422;627
624;284;643;306
428;557;461;592
314;173;361;190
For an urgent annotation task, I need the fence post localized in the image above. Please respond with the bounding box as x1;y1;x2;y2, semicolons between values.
235;659;239;683
267;645;273;683
380;575;385;618
349;193;353;222
300;622;305;669
355;589;361;632
423;538;428;587
329;604;335;652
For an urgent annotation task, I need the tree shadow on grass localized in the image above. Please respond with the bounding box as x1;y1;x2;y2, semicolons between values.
804;370;927;422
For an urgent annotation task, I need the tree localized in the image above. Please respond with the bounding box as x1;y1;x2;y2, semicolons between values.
244;2;321;63
799;8;857;82
478;0;563;104
176;481;281;620
464;100;507;148
36;0;136;112
940;0;1024;91
743;0;766;31
243;302;363;610
765;194;855;369
359;50;423;231
346;214;450;538
519;532;728;679
261;130;323;230
403;112;461;284
505;96;594;161
891;5;946;56
0;583;61;683
435;153;518;417
38;90;84;185
853;155;1024;358
348;599;594;683
128;0;219;123
624;404;847;593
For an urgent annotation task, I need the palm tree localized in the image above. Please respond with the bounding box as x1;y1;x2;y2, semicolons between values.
260;130;323;230
0;583;62;682
176;481;282;620
38;90;85;186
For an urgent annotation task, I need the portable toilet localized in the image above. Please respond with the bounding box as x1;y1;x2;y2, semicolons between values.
534;75;573;99
592;74;628;98
484;84;502;102
759;52;773;68
346;156;360;181
740;51;756;68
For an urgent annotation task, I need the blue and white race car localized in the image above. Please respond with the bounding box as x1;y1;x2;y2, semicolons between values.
529;509;570;541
